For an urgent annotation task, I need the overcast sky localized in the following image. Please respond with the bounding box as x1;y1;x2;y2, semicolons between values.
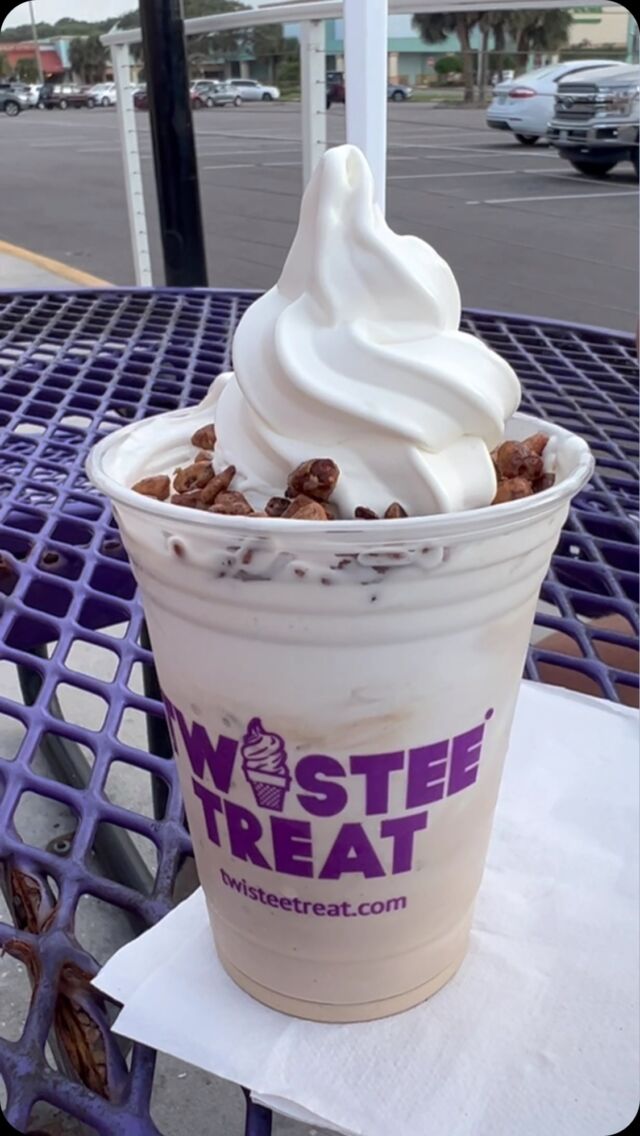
2;0;281;29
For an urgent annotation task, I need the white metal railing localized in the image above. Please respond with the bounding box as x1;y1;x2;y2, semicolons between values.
102;0;603;286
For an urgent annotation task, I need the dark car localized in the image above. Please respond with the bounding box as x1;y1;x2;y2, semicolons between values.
42;84;96;110
326;74;345;109
134;86;148;110
327;76;413;108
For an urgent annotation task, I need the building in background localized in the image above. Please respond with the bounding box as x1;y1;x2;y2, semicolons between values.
325;5;633;85
567;4;633;51
0;36;83;81
0;39;63;79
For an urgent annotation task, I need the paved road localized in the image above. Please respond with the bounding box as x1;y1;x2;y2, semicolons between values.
0;102;637;330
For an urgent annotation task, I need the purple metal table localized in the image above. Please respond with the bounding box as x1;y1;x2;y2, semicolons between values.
0;290;638;1136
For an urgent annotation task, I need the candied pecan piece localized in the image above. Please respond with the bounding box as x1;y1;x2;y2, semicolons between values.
492;477;533;505
493;441;543;482
173;462;214;493
200;465;236;506
355;506;378;520
523;432;549;456
171;490;206;509
286;459;340;502
265;496;290;517
211;491;254;516
385;502;408;519
191;424;216;451
534;473;556;494
283;495;328;520
131;475;170;501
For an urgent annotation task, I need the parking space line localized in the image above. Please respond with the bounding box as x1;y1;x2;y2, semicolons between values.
390;142;554;158
467;190;639;205
202;160;300;170
389;167;562;181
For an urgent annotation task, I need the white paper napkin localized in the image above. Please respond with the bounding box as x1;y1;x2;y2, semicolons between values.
95;683;639;1136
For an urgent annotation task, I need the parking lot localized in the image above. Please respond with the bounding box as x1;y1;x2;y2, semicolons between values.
0;100;638;329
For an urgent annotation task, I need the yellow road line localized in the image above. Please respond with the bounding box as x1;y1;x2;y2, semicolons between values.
0;239;112;288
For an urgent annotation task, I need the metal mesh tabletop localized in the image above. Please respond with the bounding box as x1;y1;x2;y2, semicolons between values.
0;290;638;1136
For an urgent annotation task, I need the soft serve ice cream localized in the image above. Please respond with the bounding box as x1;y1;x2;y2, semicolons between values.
211;144;521;516
120;144;530;520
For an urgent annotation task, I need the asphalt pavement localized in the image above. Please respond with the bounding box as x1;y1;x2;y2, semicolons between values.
0;101;637;330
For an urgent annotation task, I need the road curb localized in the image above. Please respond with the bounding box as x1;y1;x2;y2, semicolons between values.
0;239;112;288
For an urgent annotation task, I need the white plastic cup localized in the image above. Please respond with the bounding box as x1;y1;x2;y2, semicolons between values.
88;411;592;1022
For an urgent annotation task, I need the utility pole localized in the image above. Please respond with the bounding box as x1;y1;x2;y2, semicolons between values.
29;1;44;85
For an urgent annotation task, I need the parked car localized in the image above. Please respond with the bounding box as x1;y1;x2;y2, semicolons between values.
388;82;413;101
190;80;242;108
41;84;96;110
486;59;626;144
227;78;280;102
326;75;345;108
133;86;148;110
0;85;26;116
547;63;639;178
11;82;41;107
2;82;33;109
89;82;117;107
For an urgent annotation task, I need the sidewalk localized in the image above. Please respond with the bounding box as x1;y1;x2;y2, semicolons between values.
0;240;110;290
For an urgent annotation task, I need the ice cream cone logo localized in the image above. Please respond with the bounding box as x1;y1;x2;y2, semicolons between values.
241;718;291;812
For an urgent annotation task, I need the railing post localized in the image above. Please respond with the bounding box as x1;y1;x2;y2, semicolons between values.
301;19;327;187
111;42;153;286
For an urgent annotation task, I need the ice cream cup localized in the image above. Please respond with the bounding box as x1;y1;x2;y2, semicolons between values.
88;411;592;1022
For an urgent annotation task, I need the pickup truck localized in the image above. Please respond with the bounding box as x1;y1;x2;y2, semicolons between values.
547;63;639;177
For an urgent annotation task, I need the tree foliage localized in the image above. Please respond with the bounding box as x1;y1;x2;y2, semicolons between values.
434;55;462;78
412;12;480;103
413;9;574;102
16;58;39;83
69;35;108;84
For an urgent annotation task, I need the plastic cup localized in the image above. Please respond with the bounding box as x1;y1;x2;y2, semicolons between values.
88;410;592;1022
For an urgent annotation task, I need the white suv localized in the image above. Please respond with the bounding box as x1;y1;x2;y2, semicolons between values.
228;79;280;102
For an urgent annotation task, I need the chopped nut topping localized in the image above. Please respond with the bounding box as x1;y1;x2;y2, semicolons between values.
355;506;378;520
493;441;543;482
283;495;329;520
492;477;534;504
287;459;340;502
132;476;171;501
173;462;214;493
199;465;237;506
265;496;290;517
523;433;549;456
171;490;207;509
210;491;254;516
190;424;216;451
385;502;408;519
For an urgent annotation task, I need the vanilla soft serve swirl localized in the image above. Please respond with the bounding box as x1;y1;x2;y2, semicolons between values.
211;145;521;515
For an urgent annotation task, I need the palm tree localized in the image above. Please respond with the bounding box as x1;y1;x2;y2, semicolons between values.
412;12;481;104
251;23;287;86
69;36;108;85
507;9;574;68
